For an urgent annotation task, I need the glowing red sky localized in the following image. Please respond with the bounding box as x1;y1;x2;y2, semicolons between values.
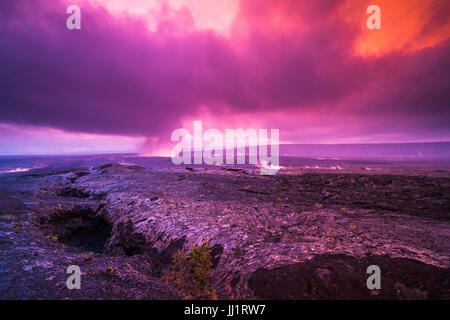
0;0;449;155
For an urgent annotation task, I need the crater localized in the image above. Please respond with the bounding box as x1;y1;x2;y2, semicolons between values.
42;206;111;253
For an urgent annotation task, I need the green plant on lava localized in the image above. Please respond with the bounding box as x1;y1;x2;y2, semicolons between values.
189;241;214;297
166;250;191;297
165;241;216;299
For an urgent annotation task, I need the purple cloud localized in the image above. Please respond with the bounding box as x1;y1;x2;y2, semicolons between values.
0;0;449;151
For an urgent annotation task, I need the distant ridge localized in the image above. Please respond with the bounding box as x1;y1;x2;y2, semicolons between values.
279;142;450;159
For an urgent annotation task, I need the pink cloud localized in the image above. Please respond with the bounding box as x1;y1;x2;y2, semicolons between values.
0;0;449;155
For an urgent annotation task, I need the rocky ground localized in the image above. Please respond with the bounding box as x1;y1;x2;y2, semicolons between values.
0;163;449;299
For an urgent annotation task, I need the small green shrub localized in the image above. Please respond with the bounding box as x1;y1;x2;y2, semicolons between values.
165;241;216;299
166;250;191;297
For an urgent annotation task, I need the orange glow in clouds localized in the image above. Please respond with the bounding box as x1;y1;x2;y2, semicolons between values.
341;0;450;56
86;0;449;55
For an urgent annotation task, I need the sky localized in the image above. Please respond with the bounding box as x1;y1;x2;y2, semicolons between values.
0;0;449;155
